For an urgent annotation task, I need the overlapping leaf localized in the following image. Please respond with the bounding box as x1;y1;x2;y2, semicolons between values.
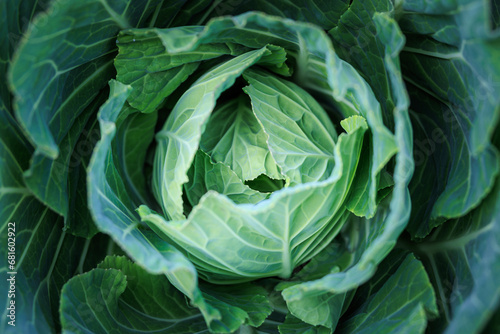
87;80;271;333
400;0;500;236
408;175;500;334
0;107;109;333
7;0;162;236
279;12;414;328
200;96;282;182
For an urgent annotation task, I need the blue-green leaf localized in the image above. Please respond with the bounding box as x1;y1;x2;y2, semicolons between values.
0;108;109;333
337;253;438;333
7;0;162;235
401;0;500;236
408;175;500;334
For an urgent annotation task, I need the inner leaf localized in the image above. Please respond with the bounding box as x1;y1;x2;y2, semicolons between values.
245;174;285;193
200;95;283;182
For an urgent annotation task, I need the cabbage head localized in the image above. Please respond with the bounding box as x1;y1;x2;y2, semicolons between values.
2;1;499;333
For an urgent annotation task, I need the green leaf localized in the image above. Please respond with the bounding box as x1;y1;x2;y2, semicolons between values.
9;0;159;158
337;253;438;333
87;79;215;324
0;107;109;333
146;0;188;28
60;256;209;333
329;0;396;121
153;47;273;221
7;0;162;235
200;96;282;181
211;0;350;31
275;240;354;329
23;92;107;237
200;283;273;328
400;0;500;233
327;1;404;218
144;11;397;219
0;0;43;115
169;0;213;27
407;174;500;334
243;68;337;186
185;150;268;207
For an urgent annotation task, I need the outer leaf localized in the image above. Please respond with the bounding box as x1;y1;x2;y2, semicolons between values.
243;68;337;186
200;96;282;181
0;0;43;115
329;0;395;119
153;47;272;221
408;175;500;334
139;115;367;283
143;0;187;28
7;0;161;233
113;103;158;207
337;253;438;333
24;92;107;237
200;283;273;328
213;0;350;30
9;0;159;158
87;79;215;323
400;0;500;235
0;108;108;333
278;314;331;334
60;256;209;333
275;241;353;329
327;0;402;217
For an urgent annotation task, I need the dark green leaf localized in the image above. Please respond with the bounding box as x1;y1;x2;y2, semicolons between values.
337;253;438;333
60;256;209;333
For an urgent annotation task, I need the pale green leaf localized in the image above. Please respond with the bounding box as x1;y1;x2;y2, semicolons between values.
153;47;273;221
185;150;268;207
200;96;282;181
243;68;337;186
